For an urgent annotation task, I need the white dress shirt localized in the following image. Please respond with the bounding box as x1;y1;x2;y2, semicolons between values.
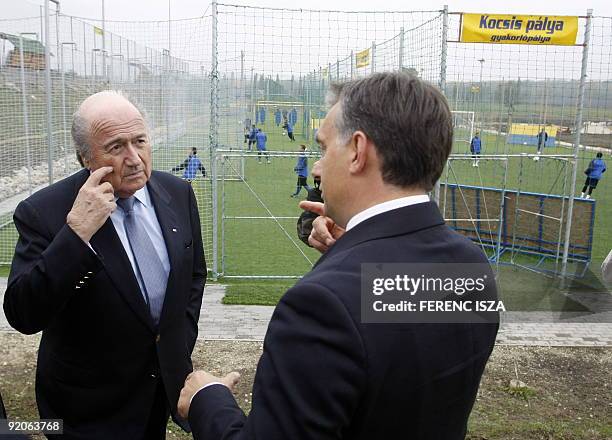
110;186;171;302
345;194;430;231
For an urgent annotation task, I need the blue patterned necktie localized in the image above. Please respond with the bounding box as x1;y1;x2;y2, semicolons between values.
117;196;167;327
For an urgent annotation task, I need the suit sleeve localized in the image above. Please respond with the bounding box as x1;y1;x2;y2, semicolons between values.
189;283;367;440
3;199;103;335
186;184;206;353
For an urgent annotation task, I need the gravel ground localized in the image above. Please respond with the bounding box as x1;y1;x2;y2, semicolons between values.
0;332;610;439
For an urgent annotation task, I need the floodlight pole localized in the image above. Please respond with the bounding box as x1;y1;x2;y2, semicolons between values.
561;9;592;280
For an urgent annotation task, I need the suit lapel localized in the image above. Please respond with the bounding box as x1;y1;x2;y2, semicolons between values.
146;173;183;330
90;218;156;333
69;169;153;332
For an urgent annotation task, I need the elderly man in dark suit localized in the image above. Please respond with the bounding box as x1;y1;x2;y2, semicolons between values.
3;90;206;439
178;72;498;439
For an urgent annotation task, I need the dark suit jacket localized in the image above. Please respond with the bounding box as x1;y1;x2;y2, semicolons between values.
3;169;206;439
0;389;6;419
189;201;498;439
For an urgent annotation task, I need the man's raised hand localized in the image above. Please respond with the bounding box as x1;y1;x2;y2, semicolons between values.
67;166;116;243
298;201;345;253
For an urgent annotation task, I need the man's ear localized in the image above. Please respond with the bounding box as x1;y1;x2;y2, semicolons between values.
76;152;86;168
80;154;90;170
348;130;369;175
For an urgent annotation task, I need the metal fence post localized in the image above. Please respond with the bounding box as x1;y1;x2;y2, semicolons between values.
19;36;33;195
440;5;448;93
210;0;219;279
433;5;449;205
561;9;592;279
60;42;68;173
45;0;55;184
399;27;404;70
83;21;87;77
371;41;376;73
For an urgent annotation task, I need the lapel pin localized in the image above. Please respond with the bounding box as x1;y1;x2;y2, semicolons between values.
172;228;177;232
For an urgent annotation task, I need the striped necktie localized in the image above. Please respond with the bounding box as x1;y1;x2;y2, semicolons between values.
117;196;167;327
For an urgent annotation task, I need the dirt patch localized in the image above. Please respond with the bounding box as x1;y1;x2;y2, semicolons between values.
557;132;611;150
0;332;610;439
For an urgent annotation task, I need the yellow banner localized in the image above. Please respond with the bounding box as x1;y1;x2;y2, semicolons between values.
94;26;104;36
355;48;370;68
510;123;559;137
461;14;578;45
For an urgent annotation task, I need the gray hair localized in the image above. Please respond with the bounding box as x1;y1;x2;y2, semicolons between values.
71;112;91;167
71;90;149;166
325;82;350;144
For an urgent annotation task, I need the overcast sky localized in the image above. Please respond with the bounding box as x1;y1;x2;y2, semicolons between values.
8;0;612;21
4;0;610;83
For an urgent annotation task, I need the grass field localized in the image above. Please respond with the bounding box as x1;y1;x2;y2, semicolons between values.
0;110;609;311
214;118;610;265
211;118;609;310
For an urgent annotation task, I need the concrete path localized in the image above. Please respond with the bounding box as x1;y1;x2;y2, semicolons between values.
1;279;610;346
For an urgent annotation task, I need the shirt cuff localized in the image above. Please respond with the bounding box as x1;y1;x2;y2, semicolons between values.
189;382;226;406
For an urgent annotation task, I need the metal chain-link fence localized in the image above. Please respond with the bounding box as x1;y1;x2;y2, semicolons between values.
0;3;610;279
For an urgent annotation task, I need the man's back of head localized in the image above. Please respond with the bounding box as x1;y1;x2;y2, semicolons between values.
326;72;452;192
318;72;452;227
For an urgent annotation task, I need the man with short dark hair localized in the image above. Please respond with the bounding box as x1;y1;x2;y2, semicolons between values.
247;124;257;151
179;72;498;440
4;90;206;439
255;128;270;164
274;108;281;127
172;147;207;182
286;121;295;141
581;151;607;199
296;159;323;245
534;128;548;161
470;132;482;167
290;144;311;198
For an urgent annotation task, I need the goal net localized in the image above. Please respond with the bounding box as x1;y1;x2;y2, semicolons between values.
452;110;475;150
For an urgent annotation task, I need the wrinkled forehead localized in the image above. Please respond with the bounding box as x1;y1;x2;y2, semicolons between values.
80;94;143;125
86;100;147;137
90;110;146;137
